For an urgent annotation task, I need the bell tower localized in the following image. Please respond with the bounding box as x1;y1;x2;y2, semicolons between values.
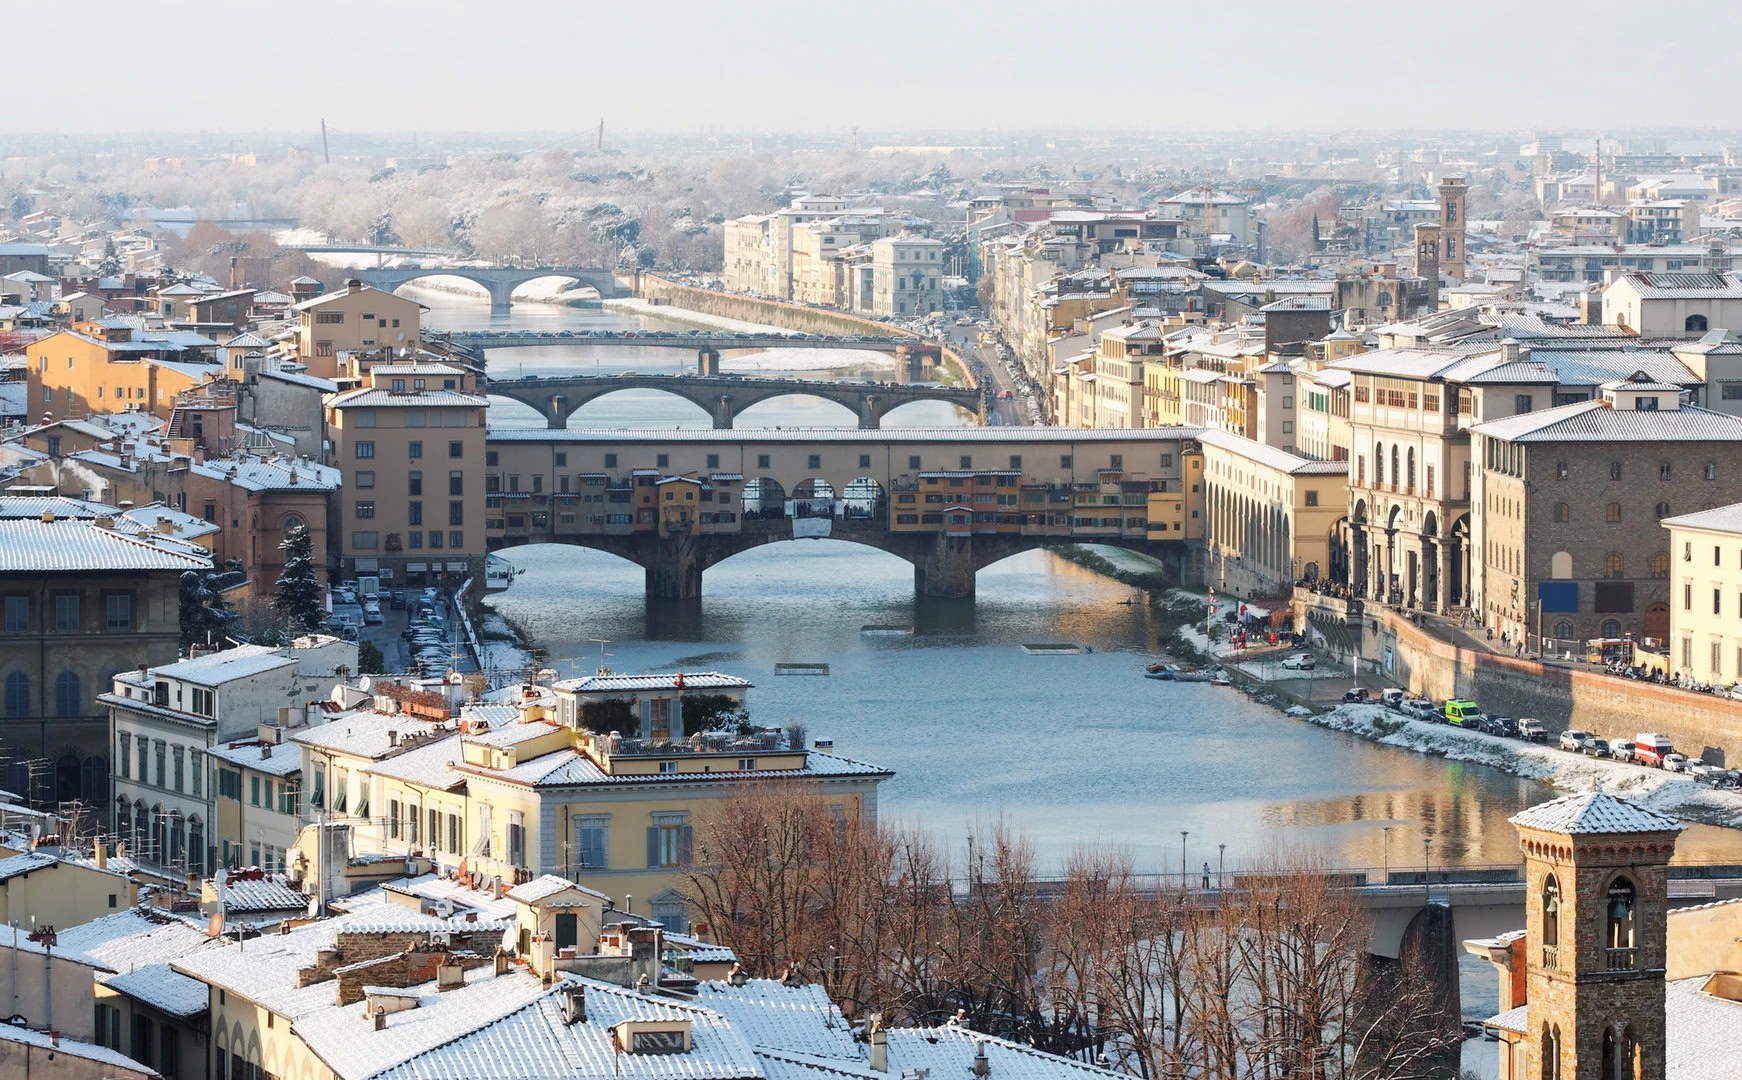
1509;791;1683;1080
1438;177;1467;284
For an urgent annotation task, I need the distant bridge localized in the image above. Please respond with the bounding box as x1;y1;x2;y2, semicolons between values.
444;329;932;355
484;372;983;429
283;243;462;258
356;265;625;311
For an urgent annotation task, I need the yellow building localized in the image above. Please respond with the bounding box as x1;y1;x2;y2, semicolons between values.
292;280;423;378
293;674;890;933
25;321;224;423
1660;503;1742;682
208;733;305;873
1197;429;1350;593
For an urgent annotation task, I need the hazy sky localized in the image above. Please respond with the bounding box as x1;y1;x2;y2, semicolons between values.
12;0;1738;135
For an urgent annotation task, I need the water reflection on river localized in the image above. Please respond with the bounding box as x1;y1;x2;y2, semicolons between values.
416;284;1735;874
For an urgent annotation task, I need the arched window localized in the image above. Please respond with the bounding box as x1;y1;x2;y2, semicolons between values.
1603;1030;1617;1080
1655;501;1670;519
1551;551;1573;579
1705;462;1717;481
1602;618;1623;638
1407;447;1417;492
1554;503;1570;523
1553;619;1575;640
114;795;131;840
54;671;81;717
1606;502;1622;523
1607;877;1637;968
1542;874;1562;968
3;672;29;718
1542;1024;1562;1080
1375;443;1385;486
1652;551;1671;577
1391;445;1400;488
1605;552;1625;578
1686;313;1709;334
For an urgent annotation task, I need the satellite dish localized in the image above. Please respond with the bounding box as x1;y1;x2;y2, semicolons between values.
447;671;464;685
359;676;374;693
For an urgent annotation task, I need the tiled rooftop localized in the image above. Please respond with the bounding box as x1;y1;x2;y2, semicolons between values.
1508;790;1685;835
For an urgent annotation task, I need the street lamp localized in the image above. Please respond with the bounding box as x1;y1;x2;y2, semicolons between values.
1423;837;1433;908
1217;843;1226;890
1181;831;1189;890
1381;826;1392;882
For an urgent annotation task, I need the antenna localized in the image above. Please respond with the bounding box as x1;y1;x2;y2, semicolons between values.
320;119;330;166
590;639;612;675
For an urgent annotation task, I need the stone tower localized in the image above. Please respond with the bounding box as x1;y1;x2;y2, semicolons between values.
1509;791;1684;1080
1438;177;1467;284
1414;222;1441;313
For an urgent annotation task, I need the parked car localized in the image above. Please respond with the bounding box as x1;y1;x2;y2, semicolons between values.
1687;759;1726;780
1517;718;1548;743
1281;653;1316;671
1560;729;1595;752
1445;700;1483;727
1608;741;1636;763
389;592;407;610
1380;688;1407;710
363;607;384;626
1403;698;1436;721
1343;687;1372;703
1488;716;1522;739
1662;753;1690;773
1583;738;1610;757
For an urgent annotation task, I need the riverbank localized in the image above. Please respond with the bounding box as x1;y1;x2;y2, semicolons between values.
1305;704;1742;830
477;609;535;681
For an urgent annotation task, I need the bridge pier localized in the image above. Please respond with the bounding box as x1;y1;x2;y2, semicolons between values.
858;394;883;430
913;534;977;598
487;280;514;315
546;395;569;430
644;536;706;601
712;395;735;430
697;349;721;376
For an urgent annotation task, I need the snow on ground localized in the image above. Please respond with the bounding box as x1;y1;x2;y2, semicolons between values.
1229;656;1347;680
1308;704;1742;828
600;299;901;374
1175;623;1237;660
477;611;532;680
1081;544;1169;576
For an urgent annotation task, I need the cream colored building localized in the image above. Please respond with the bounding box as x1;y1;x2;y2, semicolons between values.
1660;503;1742;682
326;362;488;588
293;281;423;378
1196;429;1349;593
1089;323;1160;428
870;234;945;316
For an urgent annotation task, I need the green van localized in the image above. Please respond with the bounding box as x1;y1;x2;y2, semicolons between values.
1445;700;1482;726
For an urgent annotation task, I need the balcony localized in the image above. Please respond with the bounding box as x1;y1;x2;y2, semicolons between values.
1541;944;1559;970
1605;947;1637;971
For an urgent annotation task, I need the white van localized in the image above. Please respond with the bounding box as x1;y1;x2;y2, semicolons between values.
1380;688;1407;709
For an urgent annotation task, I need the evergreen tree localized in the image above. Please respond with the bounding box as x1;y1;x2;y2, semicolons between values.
272;524;325;632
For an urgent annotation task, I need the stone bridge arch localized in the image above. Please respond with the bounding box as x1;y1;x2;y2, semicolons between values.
358;266;622;311
485;376;978;430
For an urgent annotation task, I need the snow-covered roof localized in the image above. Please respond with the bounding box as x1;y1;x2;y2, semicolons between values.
1472;401;1742;444
191;454;341;492
1508;790;1685;835
0;1023;159;1077
329;388;488;409
150;643;297;686
695;979;859;1059
207;739;304;777
504;874;609;906
0;517;213;573
1662;502;1742;536
221;873;310;913
292;712;450;761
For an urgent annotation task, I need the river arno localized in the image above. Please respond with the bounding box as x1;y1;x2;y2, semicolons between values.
413;282;1735;874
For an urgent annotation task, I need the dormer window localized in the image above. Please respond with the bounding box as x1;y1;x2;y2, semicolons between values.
391;379;405;392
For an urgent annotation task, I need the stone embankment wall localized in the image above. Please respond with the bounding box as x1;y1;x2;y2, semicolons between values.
1298;591;1742;764
634;274;975;387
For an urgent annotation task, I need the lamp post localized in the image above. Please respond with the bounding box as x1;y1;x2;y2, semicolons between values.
1381;826;1392;882
1423;837;1433;908
1181;831;1189;890
1217;843;1226;890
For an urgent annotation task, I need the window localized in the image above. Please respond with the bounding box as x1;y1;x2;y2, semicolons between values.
105;593;132;631
355;441;375;459
1605;552;1625;578
1515;394;1533;414
1606;877;1637;967
352;531;379;549
1554;503;1570;523
449;470;464;496
250;775;261;807
1656;501;1671;519
1718;589;1725;617
192;751;203;796
449;530;463;548
1541;874;1561;967
808;454;822;469
3;672;28;718
1652;551;1670;577
355;470;376;488
859;454;872;469
1610;461;1623;480
1305;490;1318;507
575;816;608;869
408;441;423;458
190;687;214;717
1555;460;1568;480
4;596;28;633
1660;463;1673;481
449;440;463;458
354;500;376;519
1605;503;1622;523
1060;454;1073;469
651;815;691;867
53;594;80;633
409;502;423;525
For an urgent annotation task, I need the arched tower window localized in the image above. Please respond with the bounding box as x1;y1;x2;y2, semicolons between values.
1542;874;1561;968
1606;876;1637;970
1542;1024;1562;1080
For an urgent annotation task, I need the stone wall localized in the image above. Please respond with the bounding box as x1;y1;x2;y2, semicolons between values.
1364;605;1742;765
635;275;974;387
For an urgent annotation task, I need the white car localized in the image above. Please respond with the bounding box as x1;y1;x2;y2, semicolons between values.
1686;759;1724;780
1560;729;1594;752
1281;654;1316;670
1402;699;1436;721
1663;753;1690;773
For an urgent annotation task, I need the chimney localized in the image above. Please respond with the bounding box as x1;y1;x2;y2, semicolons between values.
494;947;510;977
94;842;107;869
347;279;363;293
972;1041;990;1077
563;984;587;1025
1500;338;1520;364
436;957;465;992
261;744;272;760
868;1023;887;1073
728;962;747;987
388;730;398;748
373;1006;386;1031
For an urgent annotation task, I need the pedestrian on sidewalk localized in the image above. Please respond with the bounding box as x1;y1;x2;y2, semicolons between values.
1202;862;1212;889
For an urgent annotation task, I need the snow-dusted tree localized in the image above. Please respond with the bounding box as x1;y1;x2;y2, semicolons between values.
272;524;324;633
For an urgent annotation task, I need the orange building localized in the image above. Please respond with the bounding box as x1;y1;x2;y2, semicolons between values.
25;321;224;423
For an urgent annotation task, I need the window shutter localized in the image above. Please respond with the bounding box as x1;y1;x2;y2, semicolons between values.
646;826;660;868
680;825;694;866
639;699;650;738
